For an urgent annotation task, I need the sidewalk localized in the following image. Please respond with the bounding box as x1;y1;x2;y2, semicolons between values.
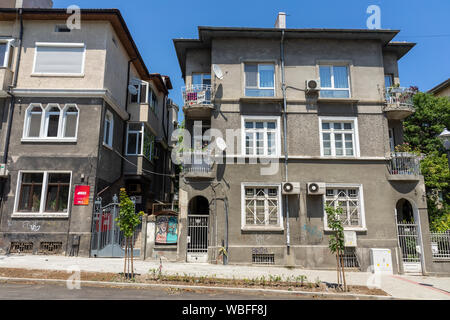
1;255;449;299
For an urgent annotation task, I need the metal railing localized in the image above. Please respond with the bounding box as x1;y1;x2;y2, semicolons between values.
182;84;213;106
430;231;450;260
389;152;421;176
384;87;415;109
187;215;209;253
182;151;214;174
397;222;421;263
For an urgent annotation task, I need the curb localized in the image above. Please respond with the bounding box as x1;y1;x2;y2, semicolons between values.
0;276;397;300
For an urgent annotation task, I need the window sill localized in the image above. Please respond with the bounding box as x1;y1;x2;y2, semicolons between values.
240;96;283;103
31;73;85;78
319;156;359;159
324;227;367;232
21;138;77;143
241;226;284;232
103;142;113;150
12;212;70;219
317;98;359;104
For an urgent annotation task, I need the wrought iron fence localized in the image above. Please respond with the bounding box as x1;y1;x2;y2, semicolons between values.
182;84;212;106
389;152;421;175
430;231;450;260
182;151;214;173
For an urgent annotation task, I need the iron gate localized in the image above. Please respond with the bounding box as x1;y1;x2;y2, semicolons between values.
90;195;142;258
187;215;208;261
397;221;422;271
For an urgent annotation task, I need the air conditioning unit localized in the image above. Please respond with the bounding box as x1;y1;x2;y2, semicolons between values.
306;79;320;92
282;182;301;195
307;182;326;195
0;164;9;178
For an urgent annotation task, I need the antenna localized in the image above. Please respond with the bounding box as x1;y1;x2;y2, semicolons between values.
212;64;224;80
128;85;138;95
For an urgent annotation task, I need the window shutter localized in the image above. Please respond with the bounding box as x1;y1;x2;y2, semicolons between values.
34;45;84;74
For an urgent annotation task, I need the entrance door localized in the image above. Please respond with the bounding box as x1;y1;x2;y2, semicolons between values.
187;215;209;262
395;199;422;273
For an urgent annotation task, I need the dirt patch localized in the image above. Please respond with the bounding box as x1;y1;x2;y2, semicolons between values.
0;267;388;296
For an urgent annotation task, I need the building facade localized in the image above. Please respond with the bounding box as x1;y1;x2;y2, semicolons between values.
0;7;176;256
172;16;444;275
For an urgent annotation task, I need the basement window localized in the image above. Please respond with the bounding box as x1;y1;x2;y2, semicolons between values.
252;253;275;265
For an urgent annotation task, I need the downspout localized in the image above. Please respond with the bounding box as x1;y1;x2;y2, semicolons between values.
1;8;23;203
281;30;291;253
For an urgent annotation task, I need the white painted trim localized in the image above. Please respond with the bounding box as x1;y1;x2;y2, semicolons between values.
241;115;281;157
13;170;72;217
318;116;360;158
103;111;114;148
62;104;80;139
243;61;276;97
317;63;352;98
32;42;86;76
218;155;387;161
240;182;284;231
322;183;367;231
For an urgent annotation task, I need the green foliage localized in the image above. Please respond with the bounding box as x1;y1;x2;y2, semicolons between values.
402;92;450;231
116;188;145;238
325;205;345;255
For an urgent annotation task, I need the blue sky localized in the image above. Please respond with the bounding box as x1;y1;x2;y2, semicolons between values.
54;0;450;122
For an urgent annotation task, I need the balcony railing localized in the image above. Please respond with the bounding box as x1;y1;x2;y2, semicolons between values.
383;87;415;111
388;152;421;176
182;151;214;174
182;85;212;107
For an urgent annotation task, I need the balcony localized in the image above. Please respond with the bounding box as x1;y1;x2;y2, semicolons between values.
182;151;215;180
387;152;421;181
182;85;214;118
0;68;13;97
383;87;416;120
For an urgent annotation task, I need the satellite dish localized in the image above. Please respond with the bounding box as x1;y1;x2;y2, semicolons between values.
128;85;138;95
215;137;227;151
212;64;224;80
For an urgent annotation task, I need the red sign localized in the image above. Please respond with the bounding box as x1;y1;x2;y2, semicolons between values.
74;185;90;206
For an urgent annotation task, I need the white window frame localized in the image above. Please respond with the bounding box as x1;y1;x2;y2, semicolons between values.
389;128;395;152
244;63;275;97
22;103;78;142
12;170;72;218
103;111;114;148
241;115;281;157
126;122;144;156
241;183;284;231
0;39;14;68
32;42;86;77
323;184;366;231
319;116;360;158
319;64;351;98
130;79;150;104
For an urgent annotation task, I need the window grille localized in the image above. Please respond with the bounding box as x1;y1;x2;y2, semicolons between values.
252;253;275;265
342;248;360;268
325;188;362;227
9;242;33;254
39;242;63;254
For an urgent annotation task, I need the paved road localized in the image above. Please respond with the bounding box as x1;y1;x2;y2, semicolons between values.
0;281;317;300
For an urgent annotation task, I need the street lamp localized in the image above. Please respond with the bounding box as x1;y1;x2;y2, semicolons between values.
438;128;450;168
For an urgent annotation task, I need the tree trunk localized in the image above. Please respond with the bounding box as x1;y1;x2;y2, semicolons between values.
131;235;134;278
336;253;341;287
124;236;128;278
340;249;347;292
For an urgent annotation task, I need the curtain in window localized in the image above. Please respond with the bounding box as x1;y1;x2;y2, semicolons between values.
245;64;258;87
28;107;43;137
333;66;349;88
259;65;274;88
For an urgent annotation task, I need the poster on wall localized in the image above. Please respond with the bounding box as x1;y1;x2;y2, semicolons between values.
74;185;90;206
155;216;178;244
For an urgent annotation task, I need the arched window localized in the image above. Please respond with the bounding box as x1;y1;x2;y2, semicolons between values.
62;104;79;138
24;104;43;138
103;111;114;147
44;104;61;138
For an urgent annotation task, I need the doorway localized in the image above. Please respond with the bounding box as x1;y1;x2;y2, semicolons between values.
187;196;209;263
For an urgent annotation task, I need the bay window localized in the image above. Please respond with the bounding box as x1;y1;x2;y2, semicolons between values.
243;116;280;156
319;65;350;98
245;63;275;97
241;184;283;230
319;117;359;157
23;103;79;141
126;123;155;160
15;171;72;216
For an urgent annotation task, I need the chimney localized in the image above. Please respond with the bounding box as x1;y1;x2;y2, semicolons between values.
12;0;53;8
275;12;286;29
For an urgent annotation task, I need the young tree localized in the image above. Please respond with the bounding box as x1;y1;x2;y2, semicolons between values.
326;205;347;291
116;188;145;279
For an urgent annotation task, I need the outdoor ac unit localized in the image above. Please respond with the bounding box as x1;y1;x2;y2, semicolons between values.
307;182;326;195
0;164;8;178
306;79;320;92
282;182;301;195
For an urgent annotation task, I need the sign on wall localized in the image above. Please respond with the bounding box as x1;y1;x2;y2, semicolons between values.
74;185;90;206
155;216;178;244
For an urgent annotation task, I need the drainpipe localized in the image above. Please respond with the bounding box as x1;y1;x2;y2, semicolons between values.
280;30;291;253
211;183;228;265
0;8;23;204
